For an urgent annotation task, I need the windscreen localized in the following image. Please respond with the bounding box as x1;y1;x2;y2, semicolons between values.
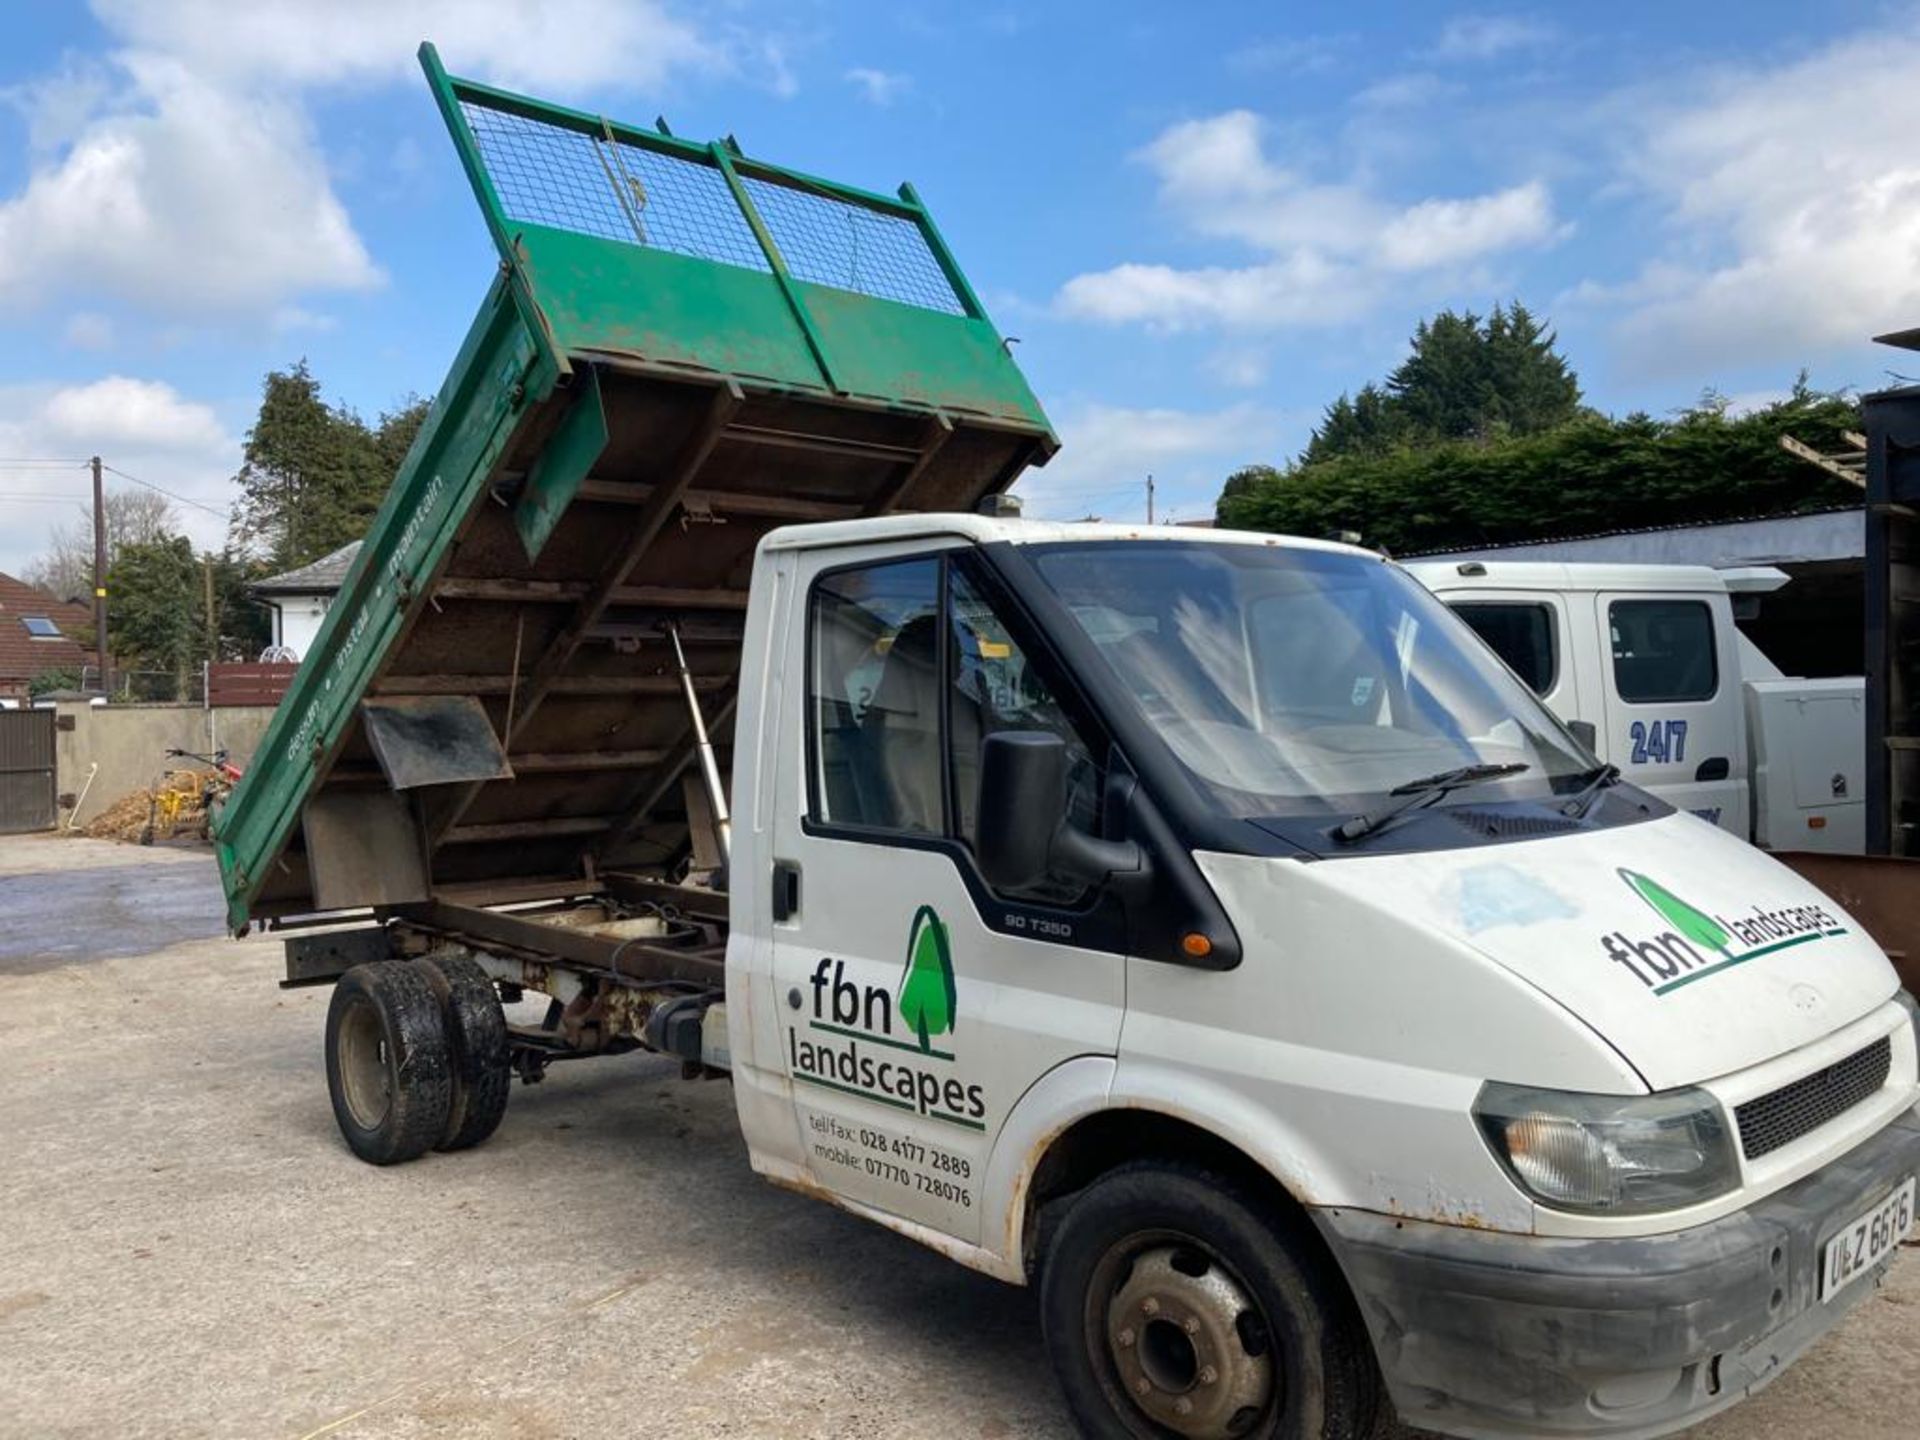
1026;541;1592;820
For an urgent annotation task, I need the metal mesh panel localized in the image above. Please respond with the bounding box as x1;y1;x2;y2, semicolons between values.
741;177;965;314
1736;1036;1891;1160
460;104;771;272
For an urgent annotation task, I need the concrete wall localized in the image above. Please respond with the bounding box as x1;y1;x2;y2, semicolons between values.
53;701;279;828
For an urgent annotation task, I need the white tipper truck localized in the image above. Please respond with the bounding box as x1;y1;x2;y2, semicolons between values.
217;52;1920;1440
1411;561;1868;856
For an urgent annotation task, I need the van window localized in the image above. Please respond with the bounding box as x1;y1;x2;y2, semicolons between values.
948;567;1098;904
808;555;1100;902
811;558;944;833
1451;602;1557;696
1609;599;1717;703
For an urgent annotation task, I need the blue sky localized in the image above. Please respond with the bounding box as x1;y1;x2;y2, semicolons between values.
3;0;1918;573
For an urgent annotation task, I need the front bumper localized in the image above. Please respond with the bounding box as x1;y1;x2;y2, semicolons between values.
1315;1109;1920;1439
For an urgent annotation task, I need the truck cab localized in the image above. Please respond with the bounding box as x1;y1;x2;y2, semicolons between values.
1411;559;1867;853
1408;561;1753;833
726;519;1920;1439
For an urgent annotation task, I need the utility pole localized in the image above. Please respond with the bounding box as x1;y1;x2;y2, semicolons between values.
1146;473;1155;526
204;552;217;664
90;455;108;695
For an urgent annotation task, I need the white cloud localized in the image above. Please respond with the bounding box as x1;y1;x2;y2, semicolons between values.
1570;26;1920;373
2;57;115;153
0;2;731;324
1433;14;1555;62
1352;72;1454;109
90;0;712;94
62;312;115;350
41;377;230;452
1206;346;1271;389
1058;255;1377;332
0;378;237;573
0;54;380;317
1056;111;1562;333
1376;182;1562;270
1228;34;1353;76
1013;402;1286;521
844;67;911;107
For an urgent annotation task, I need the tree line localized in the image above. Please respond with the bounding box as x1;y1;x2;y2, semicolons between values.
23;361;426;696
1215;304;1862;553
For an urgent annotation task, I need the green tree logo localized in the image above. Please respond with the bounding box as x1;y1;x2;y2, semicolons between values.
897;905;957;1052
1619;869;1732;956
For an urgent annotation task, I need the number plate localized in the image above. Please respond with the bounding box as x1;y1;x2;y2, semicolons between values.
1820;1177;1915;1302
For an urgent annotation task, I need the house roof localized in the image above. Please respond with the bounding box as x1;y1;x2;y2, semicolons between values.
0;572;93;685
252;541;362;596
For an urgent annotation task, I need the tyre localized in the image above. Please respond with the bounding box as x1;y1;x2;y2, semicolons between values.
324;961;453;1165
417;953;512;1152
1040;1162;1383;1440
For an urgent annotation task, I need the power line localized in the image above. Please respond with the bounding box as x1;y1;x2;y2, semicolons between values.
0;460;231;518
101;464;229;519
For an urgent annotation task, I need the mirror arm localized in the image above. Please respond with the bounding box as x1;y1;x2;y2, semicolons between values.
1050;760;1150;889
1049;818;1149;890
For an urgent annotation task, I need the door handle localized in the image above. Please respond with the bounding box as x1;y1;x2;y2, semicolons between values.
772;860;801;921
1695;757;1731;782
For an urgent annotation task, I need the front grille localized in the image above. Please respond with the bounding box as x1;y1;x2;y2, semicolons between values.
1735;1036;1892;1161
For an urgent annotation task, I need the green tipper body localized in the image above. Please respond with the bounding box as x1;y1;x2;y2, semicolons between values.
214;45;1054;932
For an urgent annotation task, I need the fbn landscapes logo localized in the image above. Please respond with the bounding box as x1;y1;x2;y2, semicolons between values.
787;906;987;1130
1602;868;1848;997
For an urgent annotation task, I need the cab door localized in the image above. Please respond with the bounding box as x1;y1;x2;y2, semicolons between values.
1596;591;1747;836
761;541;1125;1246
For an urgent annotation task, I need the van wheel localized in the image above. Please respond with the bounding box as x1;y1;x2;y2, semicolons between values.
1040;1163;1382;1440
417;953;511;1151
324;961;452;1165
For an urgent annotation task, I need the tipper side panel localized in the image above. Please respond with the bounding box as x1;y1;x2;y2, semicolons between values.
215;280;555;929
215;46;1054;931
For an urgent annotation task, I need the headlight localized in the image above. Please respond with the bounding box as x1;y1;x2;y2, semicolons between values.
1474;1081;1740;1215
1898;991;1919;1056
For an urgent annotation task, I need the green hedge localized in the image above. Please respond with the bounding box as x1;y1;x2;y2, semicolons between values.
1216;388;1862;555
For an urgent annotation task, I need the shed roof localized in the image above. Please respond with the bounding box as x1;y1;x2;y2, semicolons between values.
1405;505;1863;569
253;541;363;596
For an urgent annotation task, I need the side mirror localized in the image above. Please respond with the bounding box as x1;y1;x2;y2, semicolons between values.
975;731;1145;891
1567;718;1598;754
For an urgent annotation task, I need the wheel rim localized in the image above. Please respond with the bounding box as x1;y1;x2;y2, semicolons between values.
336;996;393;1130
1094;1236;1277;1439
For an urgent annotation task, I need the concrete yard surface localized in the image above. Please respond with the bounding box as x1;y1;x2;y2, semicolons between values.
0;831;1914;1439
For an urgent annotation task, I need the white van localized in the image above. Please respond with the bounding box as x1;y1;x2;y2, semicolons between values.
1410;561;1866;853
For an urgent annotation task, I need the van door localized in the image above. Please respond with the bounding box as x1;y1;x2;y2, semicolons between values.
1597;591;1747;836
761;541;1125;1246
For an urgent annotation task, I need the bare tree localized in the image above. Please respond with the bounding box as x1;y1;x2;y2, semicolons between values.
22;490;178;600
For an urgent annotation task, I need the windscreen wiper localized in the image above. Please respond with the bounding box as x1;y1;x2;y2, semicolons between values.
1334;762;1531;842
1559;763;1621;820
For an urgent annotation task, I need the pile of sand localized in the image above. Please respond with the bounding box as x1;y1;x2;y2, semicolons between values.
78;770;222;844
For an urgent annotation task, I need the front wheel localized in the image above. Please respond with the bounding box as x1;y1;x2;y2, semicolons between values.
1040;1163;1383;1440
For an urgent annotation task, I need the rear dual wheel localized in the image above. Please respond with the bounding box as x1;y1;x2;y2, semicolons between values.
324;956;510;1165
419;953;512;1152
